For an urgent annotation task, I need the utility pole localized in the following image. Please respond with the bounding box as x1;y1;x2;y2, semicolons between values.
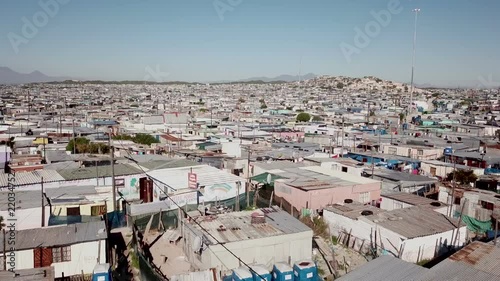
246;148;251;207
235;181;241;211
41;177;45;227
341;117;345;157
409;8;421;114
370;142;375;179
109;127;117;212
448;155;457;217
72;113;76;155
2;229;6;270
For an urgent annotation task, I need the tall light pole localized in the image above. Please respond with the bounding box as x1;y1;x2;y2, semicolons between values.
409;8;421;115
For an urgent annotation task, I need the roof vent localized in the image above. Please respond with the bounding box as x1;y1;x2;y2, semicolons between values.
361;210;373;216
344;199;353;204
251;212;266;224
430;202;442;207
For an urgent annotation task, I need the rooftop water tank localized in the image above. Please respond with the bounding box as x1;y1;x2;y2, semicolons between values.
293;260;318;281
273;262;294;281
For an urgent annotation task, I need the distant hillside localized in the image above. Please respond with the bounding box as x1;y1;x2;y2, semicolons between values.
236;73;317;83
0;67;72;84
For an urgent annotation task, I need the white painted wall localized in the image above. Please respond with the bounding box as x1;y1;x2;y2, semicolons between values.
323;209;466;263
8;240;106;278
320;162;364;176
197;232;312;272
380;197;413;211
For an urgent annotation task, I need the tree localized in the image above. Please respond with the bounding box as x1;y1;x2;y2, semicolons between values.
312;115;322;121
447;170;478;185
260;103;267;109
399;113;406;123
336;82;344;89
134;134;159;145
296;112;311;122
66;137;90;153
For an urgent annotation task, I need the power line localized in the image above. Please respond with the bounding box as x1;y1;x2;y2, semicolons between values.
115;137;267;280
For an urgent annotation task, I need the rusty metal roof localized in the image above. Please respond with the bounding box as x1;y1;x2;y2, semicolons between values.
186;206;311;244
420;242;500;280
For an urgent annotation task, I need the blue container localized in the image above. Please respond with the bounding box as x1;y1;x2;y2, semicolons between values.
250;264;272;281
293;260;318;281
272;262;293;281
92;263;111;281
444;147;453;155
232;267;253;281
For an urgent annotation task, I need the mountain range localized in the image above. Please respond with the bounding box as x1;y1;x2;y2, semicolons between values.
0;67;73;84
0;67;316;84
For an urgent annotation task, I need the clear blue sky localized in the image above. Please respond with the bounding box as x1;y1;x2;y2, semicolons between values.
1;0;499;86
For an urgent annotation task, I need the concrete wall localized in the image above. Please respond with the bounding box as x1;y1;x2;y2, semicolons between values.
380;197;414;211
275;181;381;211
185;231;312;273
9;240;106;278
420;162;484;178
383;145;442;160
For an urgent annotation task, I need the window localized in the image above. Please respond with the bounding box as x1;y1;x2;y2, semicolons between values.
66;207;80;216
417;149;424;156
91;205;106;216
359;192;370;204
341;166;348;173
52;246;71;263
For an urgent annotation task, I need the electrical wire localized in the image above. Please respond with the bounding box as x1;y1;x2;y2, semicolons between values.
113;137;268;280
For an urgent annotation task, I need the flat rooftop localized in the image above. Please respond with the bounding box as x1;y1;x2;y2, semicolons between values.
364;206;459;239
324;201;382;220
184;206;311;245
381;192;448;209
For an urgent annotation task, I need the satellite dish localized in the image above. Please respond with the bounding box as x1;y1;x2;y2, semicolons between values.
266;174;272;184
192;236;202;251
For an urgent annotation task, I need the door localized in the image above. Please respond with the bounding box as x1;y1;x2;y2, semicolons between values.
34;247;53;268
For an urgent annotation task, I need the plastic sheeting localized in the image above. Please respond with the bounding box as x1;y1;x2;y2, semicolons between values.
461;214;492;233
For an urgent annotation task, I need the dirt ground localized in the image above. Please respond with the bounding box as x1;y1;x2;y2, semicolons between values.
144;231;192;278
313;236;370;280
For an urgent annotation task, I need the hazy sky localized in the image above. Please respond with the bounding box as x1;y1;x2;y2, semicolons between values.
1;0;499;86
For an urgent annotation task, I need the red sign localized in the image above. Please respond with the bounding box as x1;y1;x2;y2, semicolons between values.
188;172;198;189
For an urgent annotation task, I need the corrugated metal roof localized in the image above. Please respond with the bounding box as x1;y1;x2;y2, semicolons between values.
147;164;244;189
0;221;107;251
185;207;311;244
0;266;55;281
57;164;142;180
439;241;500;277
381;192;447;208
0;169;65;188
365;206;460;239
336;255;428;281
0;185;101;211
139;159;200;171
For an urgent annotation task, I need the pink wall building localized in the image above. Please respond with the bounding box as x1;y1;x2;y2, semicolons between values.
274;167;381;211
